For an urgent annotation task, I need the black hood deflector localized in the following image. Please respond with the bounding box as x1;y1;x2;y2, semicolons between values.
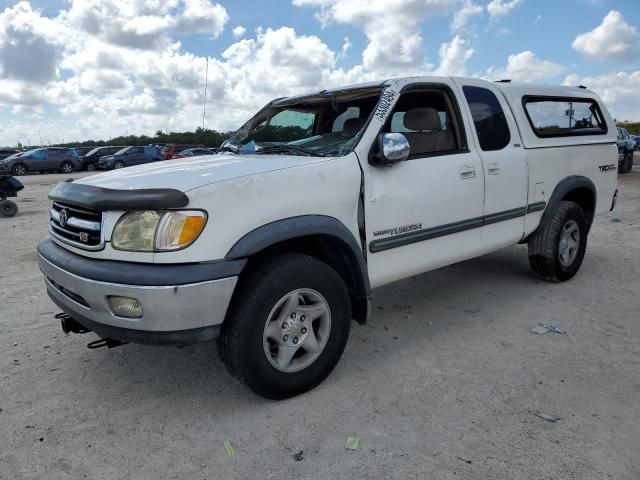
49;181;189;210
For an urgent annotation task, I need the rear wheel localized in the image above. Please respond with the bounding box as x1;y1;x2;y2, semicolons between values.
621;152;633;174
114;161;124;169
528;201;588;282
60;161;74;174
218;253;351;399
0;199;18;217
12;163;26;176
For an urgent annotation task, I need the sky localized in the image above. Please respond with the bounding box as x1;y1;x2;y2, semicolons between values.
0;0;638;146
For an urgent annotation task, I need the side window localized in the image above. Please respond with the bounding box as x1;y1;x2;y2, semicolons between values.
32;149;47;160
463;86;511;151
384;89;462;157
332;107;360;132
524;97;607;137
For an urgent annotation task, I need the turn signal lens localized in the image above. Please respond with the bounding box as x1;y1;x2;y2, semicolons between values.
154;210;207;251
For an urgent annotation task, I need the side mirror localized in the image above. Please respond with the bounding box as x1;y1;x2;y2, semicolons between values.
370;133;410;166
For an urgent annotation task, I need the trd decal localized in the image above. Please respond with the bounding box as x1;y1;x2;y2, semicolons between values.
373;223;422;237
598;164;616;172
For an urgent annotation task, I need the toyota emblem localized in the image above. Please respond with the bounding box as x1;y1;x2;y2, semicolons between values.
59;208;69;227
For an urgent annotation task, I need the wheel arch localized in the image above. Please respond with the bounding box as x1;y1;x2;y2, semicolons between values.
545;176;596;227
226;215;370;324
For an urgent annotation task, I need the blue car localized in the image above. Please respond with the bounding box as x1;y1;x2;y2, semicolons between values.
98;146;162;170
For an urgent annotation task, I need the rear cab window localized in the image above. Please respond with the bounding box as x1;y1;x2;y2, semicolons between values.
523;96;607;138
463;86;511;151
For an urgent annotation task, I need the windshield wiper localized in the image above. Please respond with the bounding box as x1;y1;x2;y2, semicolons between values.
255;145;324;157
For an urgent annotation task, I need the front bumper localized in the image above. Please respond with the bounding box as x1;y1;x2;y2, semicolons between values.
37;240;245;345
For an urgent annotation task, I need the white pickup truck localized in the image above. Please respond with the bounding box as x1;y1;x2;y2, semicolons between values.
38;77;618;398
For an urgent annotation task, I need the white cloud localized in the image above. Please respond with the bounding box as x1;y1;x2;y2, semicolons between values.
564;70;640;121
487;0;522;20
572;11;639;62
487;50;563;81
451;0;483;31
64;0;228;50
0;2;66;83
294;0;462;73
232;25;246;38
434;36;474;76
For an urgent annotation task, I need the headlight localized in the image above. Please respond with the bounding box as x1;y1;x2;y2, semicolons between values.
111;210;207;252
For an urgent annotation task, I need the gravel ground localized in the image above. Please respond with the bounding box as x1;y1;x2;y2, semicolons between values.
1;170;639;480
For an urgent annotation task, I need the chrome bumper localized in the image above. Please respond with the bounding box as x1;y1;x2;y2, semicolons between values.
38;253;237;342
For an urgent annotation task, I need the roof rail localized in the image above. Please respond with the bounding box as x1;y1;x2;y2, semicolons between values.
577;85;587;89
495;79;511;83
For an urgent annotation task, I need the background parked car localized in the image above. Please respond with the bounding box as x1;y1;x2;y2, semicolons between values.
172;147;217;158
0;147;80;175
82;146;125;171
0;149;19;160
72;146;95;157
161;144;201;159
98;145;162;170
633;135;640;151
617;127;634;174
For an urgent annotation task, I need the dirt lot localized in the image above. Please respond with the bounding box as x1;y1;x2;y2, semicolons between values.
1;170;639;479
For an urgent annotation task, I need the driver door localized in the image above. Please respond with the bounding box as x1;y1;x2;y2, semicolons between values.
362;82;486;288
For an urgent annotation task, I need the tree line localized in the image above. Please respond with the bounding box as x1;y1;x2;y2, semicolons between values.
49;127;233;149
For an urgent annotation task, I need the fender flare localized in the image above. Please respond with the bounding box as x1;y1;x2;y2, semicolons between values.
542;175;596;225
226;215;370;296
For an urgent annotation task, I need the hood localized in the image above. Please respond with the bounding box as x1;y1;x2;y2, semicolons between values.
78;153;333;192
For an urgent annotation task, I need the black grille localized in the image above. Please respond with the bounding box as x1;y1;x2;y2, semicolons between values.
49;202;103;250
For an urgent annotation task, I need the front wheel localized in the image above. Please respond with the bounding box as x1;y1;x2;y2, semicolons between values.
0;199;18;217
528;201;588;282
85;162;97;171
218;253;351;399
12;163;26;176
60;161;74;174
113;160;124;169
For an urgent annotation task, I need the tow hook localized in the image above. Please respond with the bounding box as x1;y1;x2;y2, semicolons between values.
55;312;127;349
87;338;128;349
56;312;90;334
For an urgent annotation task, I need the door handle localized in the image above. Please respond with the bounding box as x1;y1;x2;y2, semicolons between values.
487;163;501;175
459;165;476;179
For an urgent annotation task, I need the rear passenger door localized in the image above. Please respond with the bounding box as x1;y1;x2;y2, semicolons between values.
458;80;528;246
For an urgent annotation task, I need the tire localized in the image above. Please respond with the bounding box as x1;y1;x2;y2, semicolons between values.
0;199;18;218
60;161;74;174
86;162;97;171
218;253;351;399
528;201;588;282
12;163;26;176
620;152;633;174
114;161;124;169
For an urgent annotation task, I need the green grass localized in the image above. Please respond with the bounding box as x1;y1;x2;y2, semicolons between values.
617;122;640;135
